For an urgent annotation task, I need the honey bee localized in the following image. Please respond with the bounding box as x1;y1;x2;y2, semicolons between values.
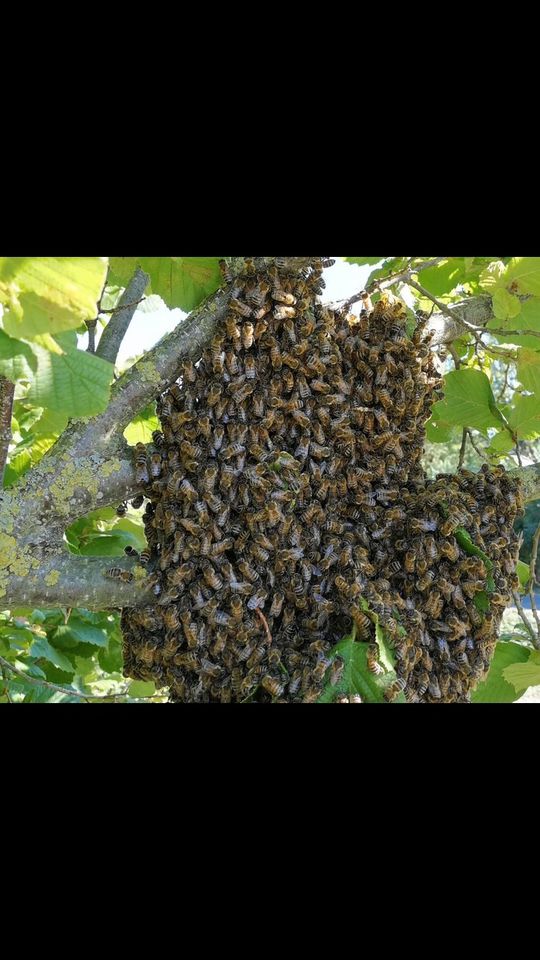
150;453;162;479
351;608;372;639
383;677;406;702
261;675;285;698
105;567;134;583
242;323;255;350
134;443;150;485
367;644;384;676
219;259;233;283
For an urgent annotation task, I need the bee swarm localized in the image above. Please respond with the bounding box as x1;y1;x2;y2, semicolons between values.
121;257;523;703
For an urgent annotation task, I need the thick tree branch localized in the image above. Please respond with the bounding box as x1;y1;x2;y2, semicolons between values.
0;273;235;554
0;377;15;486
0;552;154;609
95;267;149;365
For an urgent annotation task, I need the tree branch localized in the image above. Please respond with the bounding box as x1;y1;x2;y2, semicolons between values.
1;273;234;553
0;552;154;609
95;267;149;365
335;257;448;313
0;377;15;486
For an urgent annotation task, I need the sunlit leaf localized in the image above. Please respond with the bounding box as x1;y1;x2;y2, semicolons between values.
109;257;222;313
0;257;108;340
472;641;530;702
431;369;504;435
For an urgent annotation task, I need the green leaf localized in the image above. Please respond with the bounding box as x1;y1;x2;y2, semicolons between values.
488;297;540;347
503;650;540;693
425;420;456;443
492;287;522;321
98;636;123;674
109;257;222;313
123;403;160;445
517;560;530;592
0;330;37;380
455;527;494;579
54;620;108;648
0;257;108;340
129;680;156;698
478;260;506;291
365;258;408;290
517;348;540;395
26;344;113;416
77;532;139;557
320;631;399;704
507;394;540;440
415;258;467;297
345;257;384;266
431;369;504;435
30;636;75;673
472;641;530;702
503;257;540;296
486;431;515;457
32;407;69;437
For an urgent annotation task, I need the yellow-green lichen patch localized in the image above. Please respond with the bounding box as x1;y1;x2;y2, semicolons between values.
101;458;121;478
0;533;37;599
137;361;163;390
49;459;101;514
45;570;60;586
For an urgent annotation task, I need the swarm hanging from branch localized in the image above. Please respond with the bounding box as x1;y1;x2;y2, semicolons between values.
119;257;524;703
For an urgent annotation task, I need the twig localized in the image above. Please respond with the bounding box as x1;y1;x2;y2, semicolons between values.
458;430;468;470
95;268;149;365
0;377;15;486
511;590;538;644
449;345;462;369
339;257;448;313
0;662;13;703
100;299;146;314
255;608;273;646
528;522;540;642
406;278;485;344
466;429;490;463
87;273;109;355
0;655;167;701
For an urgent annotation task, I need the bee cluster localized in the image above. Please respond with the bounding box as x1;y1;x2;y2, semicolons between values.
120;256;523;703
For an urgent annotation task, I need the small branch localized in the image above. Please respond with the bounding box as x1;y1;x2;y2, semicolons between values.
95;268;149;365
511;590;538;645
458;430;468;470
86;323;97;354
87;272;109;355
0;376;15;486
0;655;167;701
406;278;485;343
466;430;489;463
528;523;540;641
337;257;448;313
